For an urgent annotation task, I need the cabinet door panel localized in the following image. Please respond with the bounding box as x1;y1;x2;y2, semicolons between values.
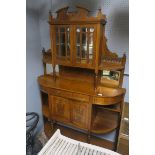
55;25;72;64
51;96;70;123
71;100;89;129
75;25;96;67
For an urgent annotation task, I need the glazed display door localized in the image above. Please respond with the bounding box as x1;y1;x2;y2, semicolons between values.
55;25;73;65
74;25;96;68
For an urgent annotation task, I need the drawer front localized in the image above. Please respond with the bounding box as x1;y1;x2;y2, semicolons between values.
51;96;70;123
49;88;89;102
72;93;89;102
71;100;89;129
49;89;72;99
94;95;123;105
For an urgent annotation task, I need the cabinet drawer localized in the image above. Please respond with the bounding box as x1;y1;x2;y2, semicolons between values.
49;89;72;98
72;93;89;102
94;96;122;105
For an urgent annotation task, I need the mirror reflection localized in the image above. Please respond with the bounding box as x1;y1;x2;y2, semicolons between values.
102;70;120;81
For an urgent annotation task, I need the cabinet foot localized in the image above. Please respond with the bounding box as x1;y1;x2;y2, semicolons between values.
87;132;91;143
50;120;57;131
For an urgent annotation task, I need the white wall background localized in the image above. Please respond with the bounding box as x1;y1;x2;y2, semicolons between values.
27;0;129;137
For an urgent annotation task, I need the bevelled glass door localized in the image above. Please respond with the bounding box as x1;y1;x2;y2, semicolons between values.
56;26;70;62
76;26;95;66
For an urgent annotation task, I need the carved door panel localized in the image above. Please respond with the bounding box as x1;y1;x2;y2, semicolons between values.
71;100;89;130
51;96;70;123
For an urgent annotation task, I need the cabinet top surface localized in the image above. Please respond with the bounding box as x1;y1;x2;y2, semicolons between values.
38;75;125;97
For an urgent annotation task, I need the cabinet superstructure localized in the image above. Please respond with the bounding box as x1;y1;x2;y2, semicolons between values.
38;6;126;151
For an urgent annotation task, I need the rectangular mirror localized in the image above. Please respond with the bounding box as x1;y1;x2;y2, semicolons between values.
102;70;120;81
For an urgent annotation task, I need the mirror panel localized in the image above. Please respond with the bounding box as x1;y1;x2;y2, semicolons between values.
102;70;120;81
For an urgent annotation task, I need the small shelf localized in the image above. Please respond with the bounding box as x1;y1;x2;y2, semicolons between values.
94;104;121;113
91;108;118;134
41;91;49;118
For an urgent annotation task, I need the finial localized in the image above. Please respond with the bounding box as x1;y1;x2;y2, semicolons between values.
97;7;102;17
123;52;126;57
49;10;52;16
98;7;102;12
42;47;45;53
49;10;53;22
97;7;106;21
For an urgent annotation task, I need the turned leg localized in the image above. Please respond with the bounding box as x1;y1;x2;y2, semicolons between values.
113;114;121;151
50;119;57;131
87;131;91;143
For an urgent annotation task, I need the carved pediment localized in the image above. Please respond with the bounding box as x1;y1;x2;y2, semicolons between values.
56;6;69;20
49;5;106;22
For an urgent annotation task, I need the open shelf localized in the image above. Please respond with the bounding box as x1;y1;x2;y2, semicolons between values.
91;108;119;134
41;91;48;104
41;91;49;118
94;103;121;113
42;104;50;118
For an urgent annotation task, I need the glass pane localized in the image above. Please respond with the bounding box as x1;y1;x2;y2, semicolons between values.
89;33;93;46
60;44;66;56
90;28;94;32
56;27;59;33
67;44;70;56
67;28;70;57
89;46;93;59
76;28;80;32
76;46;80;57
82;45;87;58
82;27;87;32
67;27;70;32
76;32;80;44
60;27;65;33
56;45;59;56
82;33;87;45
56;33;59;44
60;33;65;44
67;32;70;44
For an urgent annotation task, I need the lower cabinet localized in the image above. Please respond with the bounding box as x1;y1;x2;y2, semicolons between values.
71;100;89;130
51;96;70;123
49;95;89;130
